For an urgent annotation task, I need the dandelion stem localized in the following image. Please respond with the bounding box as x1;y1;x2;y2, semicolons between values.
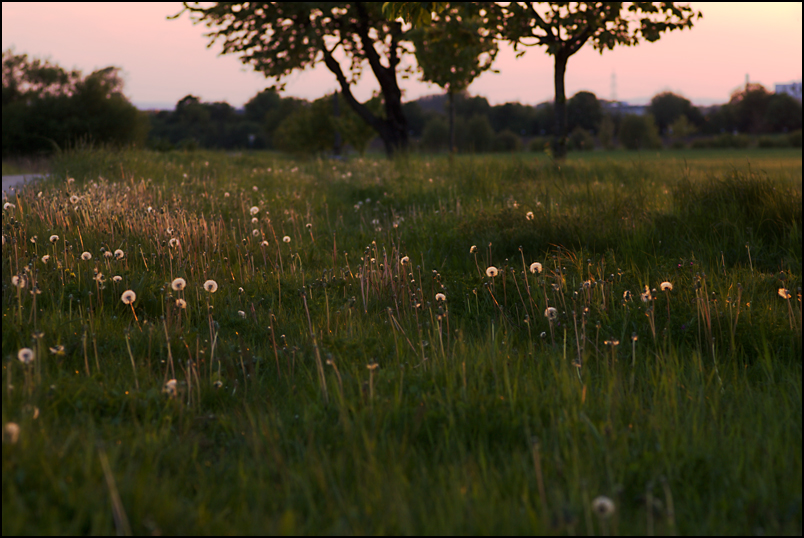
124;331;140;391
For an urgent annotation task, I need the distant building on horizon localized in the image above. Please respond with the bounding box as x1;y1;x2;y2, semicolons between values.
600;101;648;116
775;81;802;101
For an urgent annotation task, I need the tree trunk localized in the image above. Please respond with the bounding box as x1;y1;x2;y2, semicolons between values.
553;53;569;160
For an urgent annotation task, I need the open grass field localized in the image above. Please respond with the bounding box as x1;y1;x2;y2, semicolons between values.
2;147;801;534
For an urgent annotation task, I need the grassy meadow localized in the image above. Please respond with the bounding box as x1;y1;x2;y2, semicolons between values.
2;147;802;534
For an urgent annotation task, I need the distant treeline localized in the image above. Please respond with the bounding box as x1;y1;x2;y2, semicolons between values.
2;48;801;158
144;85;804;154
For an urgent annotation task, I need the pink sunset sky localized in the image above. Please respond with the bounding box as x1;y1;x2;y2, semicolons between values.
2;2;802;109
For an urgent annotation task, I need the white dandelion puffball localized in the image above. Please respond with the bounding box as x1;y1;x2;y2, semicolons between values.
49;234;59;243
70;195;80;204
3;202;15;211
623;290;632;302
470;245;477;253
17;348;35;364
3;422;20;445
400;256;410;265
529;262;542;274
660;282;673;291
260;240;270;247
113;276;123;283
168;238;180;248
486;266;498;278
11;275;27;288
526;211;534;220
171;277;187;291
238;310;246;318
544;307;558;321
204;280;218;293
163;379;178;397
41;255;50;263
282;236;291;243
250;206;260;216
81;252;92;261
114;249;125;260
121;290;137;304
104;251;114;259
252;229;260;237
435;293;446;302
592;496;615;519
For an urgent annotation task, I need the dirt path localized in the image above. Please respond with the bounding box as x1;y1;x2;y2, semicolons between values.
2;174;48;198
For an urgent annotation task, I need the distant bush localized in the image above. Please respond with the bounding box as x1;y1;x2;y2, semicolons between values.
492;129;522;152
528;136;552;153
711;133;751;149
459;115;494;153
3;49;147;157
420;116;450;153
568;127;595;151
618;114;661;150
788;130;802;148
757;135;791;148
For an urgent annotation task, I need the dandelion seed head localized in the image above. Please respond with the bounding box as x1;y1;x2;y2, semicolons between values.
171;277;186;291
4;202;16;210
11;275;26;288
661;281;673;291
30;236;37;244
592;496;615;519
283;236;291;243
260;240;269;247
224;192;230;197
251;217;258;224
778;288;791;299
530;262;543;274
470;245;477;253
526;211;534;220
104;250;114;258
175;298;187;309
435;293;446;302
623;290;632;302
486;266;498;277
81;252;92;261
163;379;177;397
400;256;410;265
121;290;137;304
70;195;79;204
41;255;50;263
17;348;34;364
238;310;246;318
250;206;260;216
49;235;59;243
114;249;124;260
3;423;20;445
168;238;179;248
49;345;65;355
204;280;218;293
544;307;558;321
113;276;122;283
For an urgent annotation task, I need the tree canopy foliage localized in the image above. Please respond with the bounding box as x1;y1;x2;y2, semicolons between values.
385;2;702;158
409;3;498;152
176;2;415;156
2;49;147;157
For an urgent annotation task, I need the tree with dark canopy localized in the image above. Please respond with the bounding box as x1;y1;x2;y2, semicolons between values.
385;2;702;159
175;3;416;157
